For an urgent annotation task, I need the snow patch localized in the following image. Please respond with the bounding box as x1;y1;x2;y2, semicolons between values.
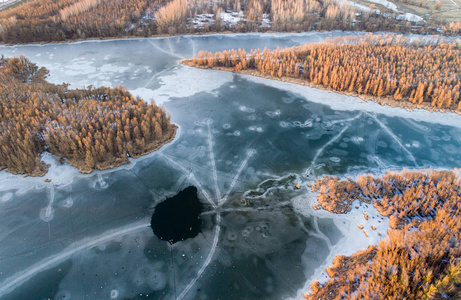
188;13;215;29
397;12;424;22
219;11;245;25
368;0;398;11
151;66;233;104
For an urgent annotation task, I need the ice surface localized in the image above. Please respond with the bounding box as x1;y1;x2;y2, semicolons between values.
0;32;461;299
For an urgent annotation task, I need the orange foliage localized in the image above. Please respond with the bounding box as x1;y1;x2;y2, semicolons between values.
0;0;455;43
184;34;461;111
0;56;176;175
306;169;461;299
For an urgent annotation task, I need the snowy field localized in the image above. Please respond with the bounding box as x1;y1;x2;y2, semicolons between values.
0;32;460;299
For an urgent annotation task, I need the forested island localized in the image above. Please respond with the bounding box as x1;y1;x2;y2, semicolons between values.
182;34;461;113
0;0;460;44
0;55;176;176
306;169;461;299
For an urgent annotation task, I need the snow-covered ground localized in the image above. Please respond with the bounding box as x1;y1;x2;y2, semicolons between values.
219;10;245;24
369;0;398;11
396;12;424;22
0;0;16;6
187;10;271;29
347;1;376;11
261;13;271;28
188;13;215;29
338;0;425;22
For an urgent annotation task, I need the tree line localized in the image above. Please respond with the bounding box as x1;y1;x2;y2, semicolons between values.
184;34;461;111
0;0;458;44
306;169;461;299
0;55;176;176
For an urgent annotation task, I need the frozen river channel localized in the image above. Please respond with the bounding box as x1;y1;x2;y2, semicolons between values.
1;32;461;300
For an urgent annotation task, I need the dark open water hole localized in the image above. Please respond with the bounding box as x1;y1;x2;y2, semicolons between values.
151;186;203;244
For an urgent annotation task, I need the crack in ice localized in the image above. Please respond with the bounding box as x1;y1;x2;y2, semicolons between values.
177;213;221;300
167;38;186;60
311;126;350;172
220;149;255;206
185;36;197;58
0;221;150;298
366;112;418;166
170;120;257;299
43;185;55;222
312;216;332;250
206;120;222;203
201;200;292;216
148;39;184;60
161;153;216;208
329;112;363;125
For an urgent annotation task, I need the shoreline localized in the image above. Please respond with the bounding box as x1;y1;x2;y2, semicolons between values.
0;125;181;195
0;29;284;47
0;29;457;47
299;169;461;298
65;125;178;175
181;62;461;116
6;125;178;178
291;190;390;299
0;30;366;47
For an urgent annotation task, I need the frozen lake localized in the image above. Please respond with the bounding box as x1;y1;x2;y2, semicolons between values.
1;32;461;299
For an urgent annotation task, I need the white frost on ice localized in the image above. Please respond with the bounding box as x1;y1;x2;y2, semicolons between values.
63;60;97;76
290;192;390;299
242;75;461;129
0;152;78;194
130;87;156;103
150;66;233;104
239;105;256;113
1;192;13;203
99;64;129;73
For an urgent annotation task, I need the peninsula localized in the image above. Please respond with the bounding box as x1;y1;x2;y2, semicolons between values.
181;34;461;114
0;55;176;176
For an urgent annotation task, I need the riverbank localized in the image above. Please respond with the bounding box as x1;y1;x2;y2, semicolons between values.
291;190;390;299
0;29;275;46
180;62;461;116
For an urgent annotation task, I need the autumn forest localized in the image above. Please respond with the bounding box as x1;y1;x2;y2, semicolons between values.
0;55;176;176
307;170;461;299
183;34;461;112
0;0;459;44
